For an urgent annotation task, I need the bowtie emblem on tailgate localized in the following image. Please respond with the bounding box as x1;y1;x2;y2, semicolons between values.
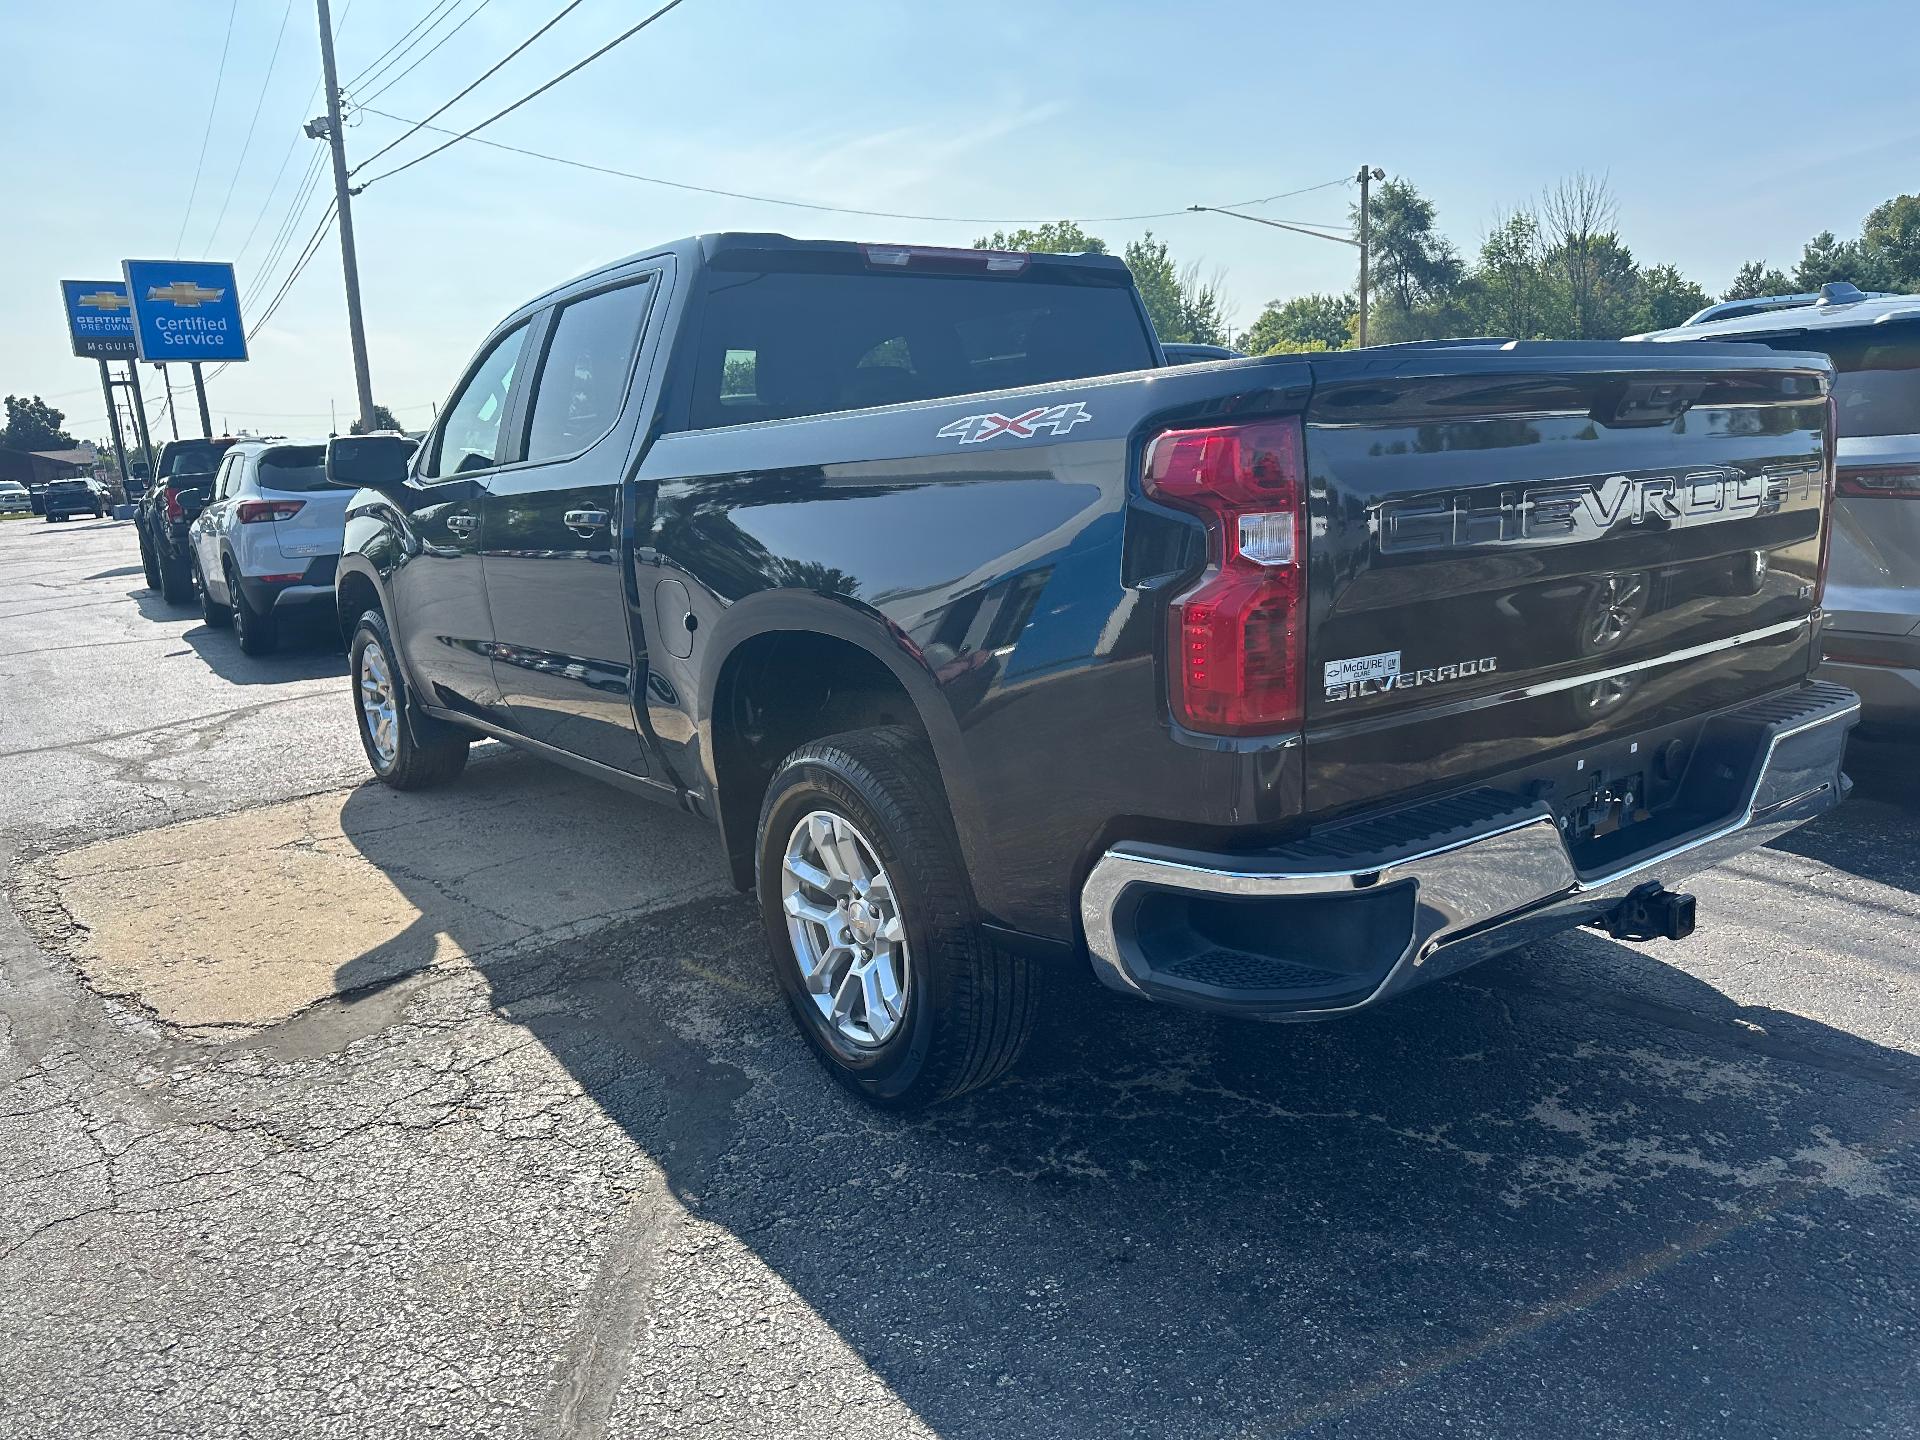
937;401;1092;445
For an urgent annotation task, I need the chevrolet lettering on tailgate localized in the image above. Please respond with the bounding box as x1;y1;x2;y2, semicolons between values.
1376;463;1822;554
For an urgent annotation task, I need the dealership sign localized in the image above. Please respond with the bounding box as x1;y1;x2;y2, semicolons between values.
121;258;249;363
59;279;137;359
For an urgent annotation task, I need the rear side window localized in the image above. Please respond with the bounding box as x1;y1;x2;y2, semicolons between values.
687;269;1155;429
257;445;329;492
524;278;653;463
1757;320;1920;438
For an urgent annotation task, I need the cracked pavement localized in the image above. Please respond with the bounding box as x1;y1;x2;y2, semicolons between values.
3;517;1919;1438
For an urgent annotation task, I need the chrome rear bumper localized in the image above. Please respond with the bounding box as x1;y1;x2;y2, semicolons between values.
1080;681;1860;1019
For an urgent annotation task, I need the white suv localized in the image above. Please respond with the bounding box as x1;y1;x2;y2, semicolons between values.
189;438;352;654
0;481;30;514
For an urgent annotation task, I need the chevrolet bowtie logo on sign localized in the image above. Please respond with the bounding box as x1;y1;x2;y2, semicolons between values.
145;281;226;307
58;279;138;359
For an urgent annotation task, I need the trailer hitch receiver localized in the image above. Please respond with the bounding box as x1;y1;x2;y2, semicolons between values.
1593;882;1697;943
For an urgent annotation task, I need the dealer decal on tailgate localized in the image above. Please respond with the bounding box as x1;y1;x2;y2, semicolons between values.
1325;650;1498;703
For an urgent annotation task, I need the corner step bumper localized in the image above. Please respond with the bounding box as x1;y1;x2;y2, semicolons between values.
1080;681;1860;1019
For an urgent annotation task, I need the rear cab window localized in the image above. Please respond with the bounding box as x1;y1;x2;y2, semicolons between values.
685;252;1156;430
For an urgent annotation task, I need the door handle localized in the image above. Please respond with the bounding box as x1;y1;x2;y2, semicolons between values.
447;513;477;535
564;508;610;535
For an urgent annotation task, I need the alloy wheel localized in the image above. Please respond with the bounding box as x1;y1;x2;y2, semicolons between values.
358;640;400;770
780;810;910;1047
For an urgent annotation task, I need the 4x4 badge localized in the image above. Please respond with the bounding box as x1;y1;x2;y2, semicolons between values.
937;401;1092;445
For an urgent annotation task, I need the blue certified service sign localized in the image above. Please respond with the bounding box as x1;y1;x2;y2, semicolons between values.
121;259;249;364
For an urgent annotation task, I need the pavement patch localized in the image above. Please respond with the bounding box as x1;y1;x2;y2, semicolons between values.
20;756;730;1029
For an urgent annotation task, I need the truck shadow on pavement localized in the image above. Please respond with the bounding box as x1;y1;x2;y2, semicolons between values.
318;772;1920;1438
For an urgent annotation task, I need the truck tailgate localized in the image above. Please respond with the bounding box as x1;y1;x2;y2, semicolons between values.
1301;344;1831;818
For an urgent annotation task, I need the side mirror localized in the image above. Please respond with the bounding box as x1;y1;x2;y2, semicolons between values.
327;433;418;491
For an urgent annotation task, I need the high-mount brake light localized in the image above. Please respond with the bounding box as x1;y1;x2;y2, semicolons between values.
1143;418;1307;735
1836;464;1920;499
237;499;305;524
859;244;1030;275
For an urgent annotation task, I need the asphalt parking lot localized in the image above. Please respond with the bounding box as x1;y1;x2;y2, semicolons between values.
3;514;1918;1439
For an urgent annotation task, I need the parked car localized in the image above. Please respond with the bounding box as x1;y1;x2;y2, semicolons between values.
1633;281;1920;730
1161;341;1246;364
41;477;104;521
0;481;30;515
187;437;360;654
331;232;1856;1109
136;436;239;604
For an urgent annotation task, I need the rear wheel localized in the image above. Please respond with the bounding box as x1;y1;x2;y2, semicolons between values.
228;562;279;655
158;543;193;606
755;726;1034;1109
138;524;161;590
194;554;231;628
350;609;469;789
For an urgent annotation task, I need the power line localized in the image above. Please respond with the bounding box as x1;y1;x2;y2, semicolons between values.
358;0;498;106
351;0;592;177
356;106;1345;229
348;0;470;98
341;0;459;91
357;0;694;189
173;0;243;256
203;0;299;257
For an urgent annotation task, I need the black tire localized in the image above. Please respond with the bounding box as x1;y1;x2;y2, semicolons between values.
348;609;470;790
228;562;279;655
194;554;231;629
158;544;194;606
755;725;1034;1109
138;524;161;590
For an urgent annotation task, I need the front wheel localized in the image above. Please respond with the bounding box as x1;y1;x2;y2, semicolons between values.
755;726;1034;1109
349;610;469;790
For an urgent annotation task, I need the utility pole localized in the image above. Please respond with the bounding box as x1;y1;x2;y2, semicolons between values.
1356;164;1385;348
156;364;180;441
98;361;130;493
310;0;377;434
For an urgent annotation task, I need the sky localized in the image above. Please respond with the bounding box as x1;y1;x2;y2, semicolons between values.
4;0;1917;445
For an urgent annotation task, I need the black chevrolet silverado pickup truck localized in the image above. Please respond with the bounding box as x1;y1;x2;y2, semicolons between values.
137;435;239;603
329;233;1857;1108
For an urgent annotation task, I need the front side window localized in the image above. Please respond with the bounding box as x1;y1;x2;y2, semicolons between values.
430;323;529;478
524;279;653;463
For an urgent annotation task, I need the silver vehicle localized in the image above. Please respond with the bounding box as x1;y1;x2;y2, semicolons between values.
1634;283;1920;730
187;438;352;655
0;481;30;514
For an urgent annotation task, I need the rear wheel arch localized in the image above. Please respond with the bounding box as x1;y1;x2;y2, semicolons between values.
703;606;991;900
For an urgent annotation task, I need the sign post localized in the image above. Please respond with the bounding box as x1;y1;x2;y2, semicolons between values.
96;362;130;492
121;260;248;439
59;282;145;487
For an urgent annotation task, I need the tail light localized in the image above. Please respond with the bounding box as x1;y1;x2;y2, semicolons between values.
1836;464;1920;499
164;489;184;522
237;499;305;524
1143;418;1306;735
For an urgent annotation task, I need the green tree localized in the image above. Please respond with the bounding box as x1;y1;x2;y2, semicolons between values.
1122;232;1229;345
1792;230;1868;291
1470;210;1551;337
971;220;1107;254
1354;178;1463;340
1541;173;1637;338
1723;260;1793;301
0;395;77;452
350;403;403;434
1240;292;1353;353
1859;193;1920;290
1633;263;1711;331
